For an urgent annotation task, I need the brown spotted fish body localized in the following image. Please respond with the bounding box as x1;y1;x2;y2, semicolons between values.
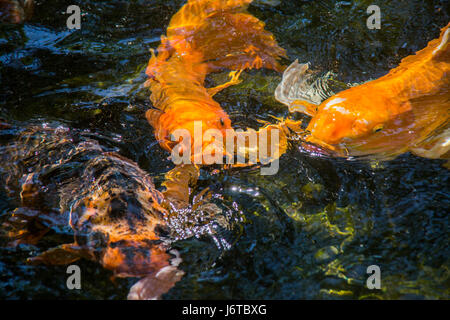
0;124;224;299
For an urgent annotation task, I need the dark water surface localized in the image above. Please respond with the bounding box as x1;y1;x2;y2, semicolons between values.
0;0;449;299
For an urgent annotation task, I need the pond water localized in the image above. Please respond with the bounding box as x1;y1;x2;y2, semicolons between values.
0;0;448;299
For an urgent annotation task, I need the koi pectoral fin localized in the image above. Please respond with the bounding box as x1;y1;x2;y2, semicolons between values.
145;109;164;128
304;135;337;152
3;207;53;246
162;164;200;209
27;243;83;265
275;59;328;115
289;99;318;117
127;265;185;300
410;127;450;160
207;70;243;97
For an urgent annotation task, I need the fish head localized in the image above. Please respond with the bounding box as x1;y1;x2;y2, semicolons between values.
306;95;388;146
152;104;233;163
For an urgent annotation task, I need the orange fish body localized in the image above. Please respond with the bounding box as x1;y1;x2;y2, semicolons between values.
145;0;286;162
280;23;449;159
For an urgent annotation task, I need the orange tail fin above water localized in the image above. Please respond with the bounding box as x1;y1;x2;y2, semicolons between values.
187;0;287;72
146;0;287;83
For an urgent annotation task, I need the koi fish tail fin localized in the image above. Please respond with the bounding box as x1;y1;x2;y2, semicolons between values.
168;0;253;32
168;0;286;73
199;10;287;73
145;109;163;130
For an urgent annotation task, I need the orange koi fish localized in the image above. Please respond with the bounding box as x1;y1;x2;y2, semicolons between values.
144;0;287;162
276;23;450;160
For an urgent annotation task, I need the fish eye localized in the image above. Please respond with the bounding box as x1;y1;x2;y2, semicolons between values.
373;124;384;133
219;118;225;126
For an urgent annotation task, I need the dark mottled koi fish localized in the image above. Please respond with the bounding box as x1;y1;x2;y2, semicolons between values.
0;124;227;299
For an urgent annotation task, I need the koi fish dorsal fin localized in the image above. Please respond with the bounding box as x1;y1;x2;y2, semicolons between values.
168;0;286;73
431;23;449;61
395;23;450;71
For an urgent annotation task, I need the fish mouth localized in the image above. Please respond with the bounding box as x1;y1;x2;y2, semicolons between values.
299;134;347;158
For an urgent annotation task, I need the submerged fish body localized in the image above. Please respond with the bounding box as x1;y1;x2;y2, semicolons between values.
145;0;286;161
277;23;450;160
0;124;228;299
0;0;33;24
